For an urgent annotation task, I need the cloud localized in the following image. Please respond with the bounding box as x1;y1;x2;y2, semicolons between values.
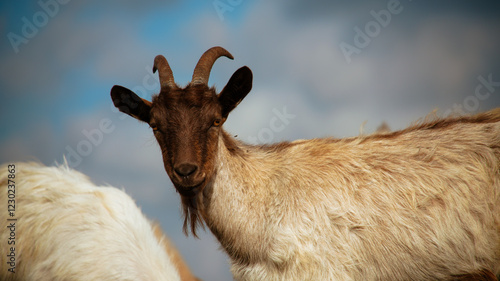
0;119;61;163
0;11;157;99
231;1;500;134
87;0;178;14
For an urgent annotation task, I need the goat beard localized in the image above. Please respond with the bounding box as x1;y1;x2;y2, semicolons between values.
181;193;206;237
178;164;217;238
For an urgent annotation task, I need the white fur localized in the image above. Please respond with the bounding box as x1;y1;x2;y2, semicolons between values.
0;162;186;281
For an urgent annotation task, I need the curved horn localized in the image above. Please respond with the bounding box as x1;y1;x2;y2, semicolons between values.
191;46;234;85
153;55;176;89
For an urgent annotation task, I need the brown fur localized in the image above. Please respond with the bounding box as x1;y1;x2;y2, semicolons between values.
451;269;498;281
152;223;201;281
200;109;500;280
375;121;390;133
111;47;500;280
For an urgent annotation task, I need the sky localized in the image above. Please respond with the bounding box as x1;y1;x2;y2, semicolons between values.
1;1;500;280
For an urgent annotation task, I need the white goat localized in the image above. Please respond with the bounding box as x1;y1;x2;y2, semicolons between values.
0;162;200;281
111;46;500;280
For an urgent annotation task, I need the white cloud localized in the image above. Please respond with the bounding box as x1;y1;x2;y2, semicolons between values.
226;1;500;137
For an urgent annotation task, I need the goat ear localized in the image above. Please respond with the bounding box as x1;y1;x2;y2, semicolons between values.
110;85;152;123
218;66;252;118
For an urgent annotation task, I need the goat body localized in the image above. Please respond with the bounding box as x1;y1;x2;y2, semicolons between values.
111;46;500;280
204;110;500;280
0;162;199;281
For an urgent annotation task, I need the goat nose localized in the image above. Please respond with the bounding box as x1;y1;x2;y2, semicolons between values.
174;163;198;177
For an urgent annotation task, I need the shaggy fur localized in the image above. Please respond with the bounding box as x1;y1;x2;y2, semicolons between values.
111;46;500;280
0;162;199;281
198;109;500;280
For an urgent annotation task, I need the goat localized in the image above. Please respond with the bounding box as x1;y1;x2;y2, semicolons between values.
111;46;500;280
0;162;200;281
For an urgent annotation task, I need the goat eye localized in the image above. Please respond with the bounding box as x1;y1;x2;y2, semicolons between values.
151;125;159;132
212;119;221;127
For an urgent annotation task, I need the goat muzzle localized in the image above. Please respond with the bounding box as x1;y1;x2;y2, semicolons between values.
171;163;206;197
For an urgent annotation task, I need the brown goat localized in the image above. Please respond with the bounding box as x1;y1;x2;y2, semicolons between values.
111;47;500;280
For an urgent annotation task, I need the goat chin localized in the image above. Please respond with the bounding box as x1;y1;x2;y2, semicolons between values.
191;108;500;281
0;162;200;281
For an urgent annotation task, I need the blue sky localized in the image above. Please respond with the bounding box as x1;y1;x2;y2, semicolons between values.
1;1;500;280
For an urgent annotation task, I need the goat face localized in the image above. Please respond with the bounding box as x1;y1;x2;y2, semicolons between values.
149;85;223;196
111;47;252;198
